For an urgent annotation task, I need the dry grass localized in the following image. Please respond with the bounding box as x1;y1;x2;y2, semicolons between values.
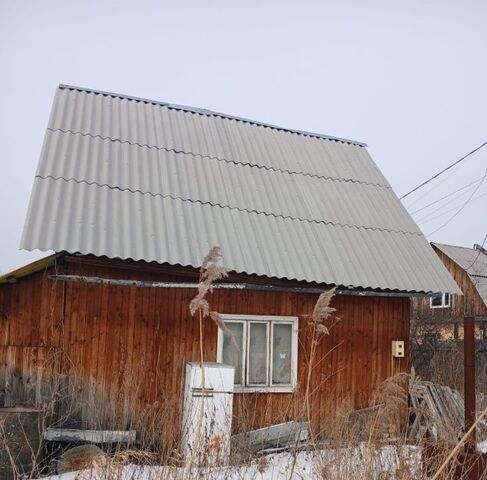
2;357;483;479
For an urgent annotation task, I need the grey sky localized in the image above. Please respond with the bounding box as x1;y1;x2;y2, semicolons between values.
1;0;486;273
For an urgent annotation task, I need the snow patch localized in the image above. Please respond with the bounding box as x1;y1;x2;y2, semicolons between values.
36;444;421;480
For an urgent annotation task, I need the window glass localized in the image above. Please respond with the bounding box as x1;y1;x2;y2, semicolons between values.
222;322;243;384
219;316;297;390
431;294;443;307
272;323;292;384
248;323;268;385
431;293;452;308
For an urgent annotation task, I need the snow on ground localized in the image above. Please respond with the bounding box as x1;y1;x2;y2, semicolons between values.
479;441;487;453
36;444;421;480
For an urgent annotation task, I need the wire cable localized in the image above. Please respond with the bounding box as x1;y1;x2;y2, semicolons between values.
417;191;487;225
400;140;487;200
404;161;465;209
414;182;486;223
410;176;485;215
426;165;487;236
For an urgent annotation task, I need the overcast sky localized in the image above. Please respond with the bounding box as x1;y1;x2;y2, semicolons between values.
1;0;486;273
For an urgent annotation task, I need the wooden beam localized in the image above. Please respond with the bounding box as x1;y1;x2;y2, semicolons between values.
48;274;432;298
464;316;476;451
43;428;136;444
50;274;246;290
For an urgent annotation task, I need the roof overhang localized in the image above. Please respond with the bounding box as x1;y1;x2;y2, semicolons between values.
0;253;64;285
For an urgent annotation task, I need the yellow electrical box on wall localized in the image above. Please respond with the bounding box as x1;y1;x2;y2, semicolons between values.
392;340;405;358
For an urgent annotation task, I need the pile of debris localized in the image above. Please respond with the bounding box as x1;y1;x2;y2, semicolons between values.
409;380;487;441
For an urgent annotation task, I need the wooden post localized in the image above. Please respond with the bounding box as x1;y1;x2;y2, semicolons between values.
464;316;476;452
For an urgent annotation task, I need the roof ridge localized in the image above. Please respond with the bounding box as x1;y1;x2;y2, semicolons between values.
433;242;481;253
58;84;367;147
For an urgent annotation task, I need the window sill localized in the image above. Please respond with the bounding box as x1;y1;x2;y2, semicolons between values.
233;386;295;394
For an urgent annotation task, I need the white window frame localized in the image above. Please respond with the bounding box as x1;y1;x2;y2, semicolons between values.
216;314;298;393
430;292;452;309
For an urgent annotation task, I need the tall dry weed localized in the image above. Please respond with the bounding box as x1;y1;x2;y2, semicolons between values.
185;246;230;473
305;288;336;430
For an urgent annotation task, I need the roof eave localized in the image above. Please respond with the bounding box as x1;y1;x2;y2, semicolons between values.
0;253;64;285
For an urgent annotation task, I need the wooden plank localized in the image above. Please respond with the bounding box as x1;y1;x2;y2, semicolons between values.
43;428;136;444
231;421;309;452
28;274;41;347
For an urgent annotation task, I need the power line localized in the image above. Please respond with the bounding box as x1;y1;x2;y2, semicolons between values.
417;190;487;225
410;176;485;215
422;185;487;229
426;165;487;236
415;190;473;223
414;177;487;223
400;140;487;200
405;164;463;208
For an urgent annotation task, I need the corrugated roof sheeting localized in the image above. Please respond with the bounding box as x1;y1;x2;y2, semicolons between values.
434;243;487;303
48;88;387;185
21;85;461;294
36;130;420;233
23;178;458;292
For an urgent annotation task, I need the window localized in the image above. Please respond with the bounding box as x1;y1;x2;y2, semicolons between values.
217;315;298;393
430;292;452;309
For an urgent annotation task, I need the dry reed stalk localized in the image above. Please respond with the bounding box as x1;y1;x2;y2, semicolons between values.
305;288;336;431
286;289;336;480
184;246;229;475
431;404;487;480
369;372;410;442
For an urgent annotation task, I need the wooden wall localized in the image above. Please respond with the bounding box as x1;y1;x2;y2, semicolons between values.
0;255;410;448
411;247;487;325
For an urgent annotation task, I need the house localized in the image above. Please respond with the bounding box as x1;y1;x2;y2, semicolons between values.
411;243;487;339
409;243;487;388
409;243;487;385
0;85;459;448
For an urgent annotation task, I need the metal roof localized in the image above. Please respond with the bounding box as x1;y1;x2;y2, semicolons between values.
20;85;460;294
433;243;487;305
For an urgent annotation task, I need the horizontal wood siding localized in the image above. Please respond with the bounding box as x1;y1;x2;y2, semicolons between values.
0;255;410;448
